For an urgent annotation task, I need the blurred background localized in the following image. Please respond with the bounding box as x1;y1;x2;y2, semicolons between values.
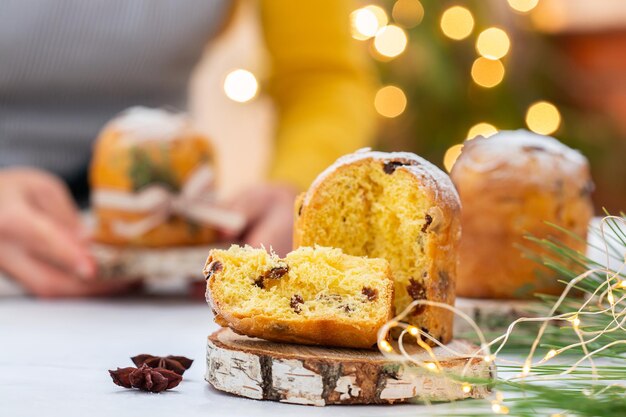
196;0;626;212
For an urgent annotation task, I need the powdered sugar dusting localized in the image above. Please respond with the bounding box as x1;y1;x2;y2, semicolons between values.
304;149;460;209
107;107;189;143
454;130;588;176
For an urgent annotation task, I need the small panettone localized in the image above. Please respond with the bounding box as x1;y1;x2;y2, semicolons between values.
204;245;394;349
450;130;594;299
90;107;242;247
293;150;461;345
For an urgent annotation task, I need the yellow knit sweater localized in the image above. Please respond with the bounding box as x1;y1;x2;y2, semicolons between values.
260;0;377;190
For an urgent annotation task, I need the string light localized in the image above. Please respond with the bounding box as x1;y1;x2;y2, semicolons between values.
471;57;505;88
377;215;626;416
608;291;615;306
223;69;258;103
491;403;510;414
507;0;539;13
443;144;463;172
476;27;511;60
525;101;561;134
407;325;420;336
424;362;438;371
350;7;379;40
379;339;394;353
374;25;408;58
544;349;557;360
392;0;424;29
374;85;407;118
467;122;498;140
440;6;474;40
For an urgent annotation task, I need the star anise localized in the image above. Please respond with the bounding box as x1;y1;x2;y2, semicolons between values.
109;364;182;393
131;354;193;376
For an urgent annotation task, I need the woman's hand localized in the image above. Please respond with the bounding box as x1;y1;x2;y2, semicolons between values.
223;183;298;257
0;168;129;297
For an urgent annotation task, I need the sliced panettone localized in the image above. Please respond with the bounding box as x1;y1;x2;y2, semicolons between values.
204;245;394;349
293;149;461;345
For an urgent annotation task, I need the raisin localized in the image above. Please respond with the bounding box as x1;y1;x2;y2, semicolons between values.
421;214;433;233
290;294;304;314
265;265;289;280
382;159;419;175
361;286;378;301
407;278;426;300
254;277;265;288
407;278;427;315
340;305;352;313
298;204;303;216
204;260;223;280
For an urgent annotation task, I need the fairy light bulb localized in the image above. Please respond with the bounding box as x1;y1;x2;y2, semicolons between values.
476;27;511;60
424;362;438;371
407;325;419;336
619;280;626;289
467;122;498;140
374;25;408;58
443;144;463;172
484;354;494;363
521;362;531;376
462;383;472;393
491;403;510;414
440;6;474;40
525;101;561;135
544;349;557;360
471;57;505;88
379;340;394;353
223;69;258;103
608;291;615;306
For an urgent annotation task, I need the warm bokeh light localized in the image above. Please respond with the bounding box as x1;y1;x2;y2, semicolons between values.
443;144;463;172
365;5;389;28
507;0;539;13
530;0;567;33
374;25;408;58
471;57;505;88
467;122;498;140
476;27;510;60
525;101;561;134
440;6;474;40
374;85;407;118
350;7;379;40
392;0;424;29
223;69;258;103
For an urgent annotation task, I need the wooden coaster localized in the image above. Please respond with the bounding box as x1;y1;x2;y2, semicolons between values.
205;328;493;406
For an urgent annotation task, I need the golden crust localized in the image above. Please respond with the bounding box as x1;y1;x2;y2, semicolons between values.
205;247;395;349
451;131;594;298
293;151;461;345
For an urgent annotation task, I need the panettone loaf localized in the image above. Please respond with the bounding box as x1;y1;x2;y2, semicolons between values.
450;130;594;298
293;150;461;345
90;107;225;247
204;245;394;349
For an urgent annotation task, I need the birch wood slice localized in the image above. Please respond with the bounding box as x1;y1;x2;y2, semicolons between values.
206;328;493;406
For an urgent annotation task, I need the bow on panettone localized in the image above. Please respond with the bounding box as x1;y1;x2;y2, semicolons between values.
92;164;245;238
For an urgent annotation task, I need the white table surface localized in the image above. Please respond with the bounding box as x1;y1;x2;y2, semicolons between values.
0;298;483;417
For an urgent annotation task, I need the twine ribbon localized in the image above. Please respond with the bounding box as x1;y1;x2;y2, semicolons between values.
92;164;245;238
